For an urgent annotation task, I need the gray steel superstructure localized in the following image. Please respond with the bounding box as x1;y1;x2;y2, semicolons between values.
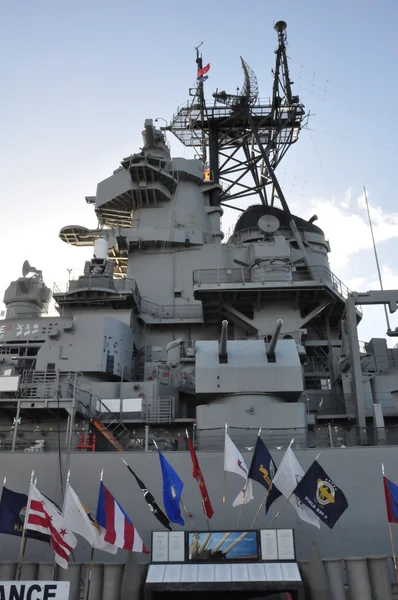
1;21;398;569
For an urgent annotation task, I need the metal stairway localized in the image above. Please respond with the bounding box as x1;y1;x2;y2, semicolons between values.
78;397;140;452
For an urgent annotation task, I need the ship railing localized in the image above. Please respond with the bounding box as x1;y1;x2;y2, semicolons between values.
140;299;203;320
3;422;398;452
193;265;361;307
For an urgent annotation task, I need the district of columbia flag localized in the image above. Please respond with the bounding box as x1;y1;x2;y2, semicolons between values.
96;481;147;553
224;431;254;507
383;476;398;524
272;446;320;529
25;482;77;569
63;483;117;554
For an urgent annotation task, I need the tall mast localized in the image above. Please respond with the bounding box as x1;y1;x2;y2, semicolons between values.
195;43;207;169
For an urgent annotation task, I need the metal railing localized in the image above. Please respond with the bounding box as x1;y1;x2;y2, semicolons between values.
193;265;357;303
141;396;175;423
53;277;141;302
140;299;203;320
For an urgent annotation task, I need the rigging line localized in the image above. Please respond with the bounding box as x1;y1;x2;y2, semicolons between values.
312;117;398;146
308;127;398;154
363;185;391;331
288;54;398;119
307;130;332;203
296;82;398;129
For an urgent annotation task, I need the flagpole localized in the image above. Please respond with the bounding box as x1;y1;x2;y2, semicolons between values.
250;489;270;529
237;487;247;529
16;470;34;581
382;464;398;583
86;470;102;600
51;469;71;581
268;493;293;528
222;424;227;529
185;430;210;531
180;498;195;530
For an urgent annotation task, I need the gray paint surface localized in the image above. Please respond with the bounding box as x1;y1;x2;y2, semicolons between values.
0;447;395;564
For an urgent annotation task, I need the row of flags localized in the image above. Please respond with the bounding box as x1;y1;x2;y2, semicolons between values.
223;431;348;530
15;428;398;570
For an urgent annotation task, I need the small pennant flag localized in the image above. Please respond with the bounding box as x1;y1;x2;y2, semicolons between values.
197;63;210;78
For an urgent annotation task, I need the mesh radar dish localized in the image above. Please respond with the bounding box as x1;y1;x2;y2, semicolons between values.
258;215;280;233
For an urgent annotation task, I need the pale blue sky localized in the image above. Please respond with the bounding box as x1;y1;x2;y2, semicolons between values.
1;0;397;342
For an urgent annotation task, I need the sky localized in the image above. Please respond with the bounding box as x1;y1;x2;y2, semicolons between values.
0;0;397;345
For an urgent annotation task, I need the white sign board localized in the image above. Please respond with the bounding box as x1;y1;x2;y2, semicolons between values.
152;531;169;562
168;531;185;562
0;582;70;600
276;529;295;560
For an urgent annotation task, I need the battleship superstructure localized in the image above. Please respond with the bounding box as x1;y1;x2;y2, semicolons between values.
0;21;398;551
0;22;397;456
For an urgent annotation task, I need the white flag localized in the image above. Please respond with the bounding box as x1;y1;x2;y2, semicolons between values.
26;483;77;569
63;484;118;554
224;432;254;507
272;446;320;528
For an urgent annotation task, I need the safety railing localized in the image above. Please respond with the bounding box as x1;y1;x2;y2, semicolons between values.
193;264;359;305
140;299;203;320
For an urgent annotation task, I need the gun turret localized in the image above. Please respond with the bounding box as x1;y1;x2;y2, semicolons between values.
266;319;283;360
219;320;228;363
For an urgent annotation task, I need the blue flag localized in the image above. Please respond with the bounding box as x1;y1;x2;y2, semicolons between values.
293;460;348;529
158;451;184;526
248;436;282;513
0;487;50;543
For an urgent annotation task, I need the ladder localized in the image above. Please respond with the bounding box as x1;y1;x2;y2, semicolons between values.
78;397;141;452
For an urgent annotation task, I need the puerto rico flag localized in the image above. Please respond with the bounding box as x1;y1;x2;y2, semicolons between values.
96;481;147;553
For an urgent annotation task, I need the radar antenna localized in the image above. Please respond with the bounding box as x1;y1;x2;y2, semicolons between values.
22;260;43;280
169;21;314;276
213;58;259;107
169;20;304;208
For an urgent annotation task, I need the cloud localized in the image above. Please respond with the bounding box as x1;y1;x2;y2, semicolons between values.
289;188;398;271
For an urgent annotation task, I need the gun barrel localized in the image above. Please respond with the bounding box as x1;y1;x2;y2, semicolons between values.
219;320;228;361
266;319;283;358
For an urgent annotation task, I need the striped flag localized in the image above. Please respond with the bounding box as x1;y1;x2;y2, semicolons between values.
63;483;117;554
25;483;77;569
96;481;147;554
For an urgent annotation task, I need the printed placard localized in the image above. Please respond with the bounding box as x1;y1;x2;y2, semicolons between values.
152;531;169;562
276;529;295;560
260;529;278;561
168;531;185;562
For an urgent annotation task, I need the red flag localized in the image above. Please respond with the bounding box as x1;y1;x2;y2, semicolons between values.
197;63;210;78
187;437;214;519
